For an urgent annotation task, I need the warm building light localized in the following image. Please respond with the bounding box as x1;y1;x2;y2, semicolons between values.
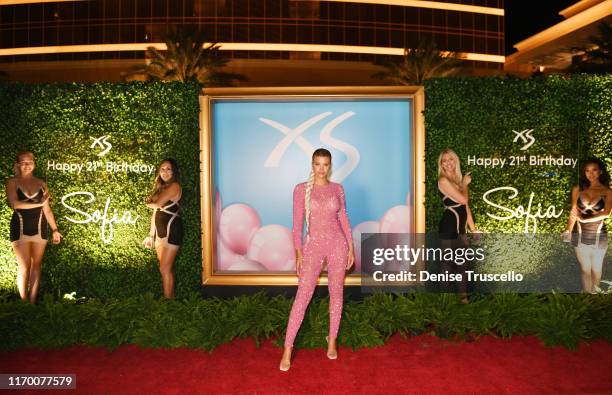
1;0;505;15
0;0;84;4
0;43;505;63
317;0;504;16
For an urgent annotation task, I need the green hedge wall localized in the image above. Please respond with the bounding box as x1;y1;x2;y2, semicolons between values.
423;75;612;283
0;76;610;298
0;83;201;299
424;75;611;232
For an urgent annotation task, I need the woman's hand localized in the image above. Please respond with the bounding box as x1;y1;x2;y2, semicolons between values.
346;248;355;270
471;228;482;243
143;236;154;249
462;172;472;187
52;230;62;244
562;230;572;242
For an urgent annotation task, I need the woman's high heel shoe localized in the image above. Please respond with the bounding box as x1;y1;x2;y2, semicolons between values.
279;347;292;371
325;336;338;360
279;359;290;372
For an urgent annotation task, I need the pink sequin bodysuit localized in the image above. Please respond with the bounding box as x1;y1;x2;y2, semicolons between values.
284;181;353;347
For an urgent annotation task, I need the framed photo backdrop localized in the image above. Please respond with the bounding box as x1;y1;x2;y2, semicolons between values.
200;87;425;285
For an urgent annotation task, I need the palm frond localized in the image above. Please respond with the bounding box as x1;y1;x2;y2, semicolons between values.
373;40;462;85
124;26;247;85
567;21;612;74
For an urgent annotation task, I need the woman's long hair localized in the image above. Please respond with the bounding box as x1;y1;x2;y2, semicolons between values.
14;151;34;177
149;158;180;199
578;157;610;190
305;148;332;234
437;148;463;186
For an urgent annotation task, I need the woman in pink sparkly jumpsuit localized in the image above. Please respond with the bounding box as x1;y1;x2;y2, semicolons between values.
279;148;355;371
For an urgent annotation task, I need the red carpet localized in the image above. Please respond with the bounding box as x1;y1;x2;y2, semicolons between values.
1;335;611;394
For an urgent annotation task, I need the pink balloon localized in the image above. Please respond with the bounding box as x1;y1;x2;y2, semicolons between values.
216;235;238;271
227;256;267;272
219;203;261;255
352;221;379;273
380;205;411;233
380;205;412;253
247;225;295;271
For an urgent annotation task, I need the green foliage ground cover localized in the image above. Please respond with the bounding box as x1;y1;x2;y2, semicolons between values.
1;292;610;352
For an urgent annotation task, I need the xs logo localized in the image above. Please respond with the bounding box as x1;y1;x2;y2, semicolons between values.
512;129;535;151
89;135;112;156
259;112;360;182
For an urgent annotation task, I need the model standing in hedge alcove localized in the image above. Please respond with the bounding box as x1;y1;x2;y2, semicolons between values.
437;149;480;304
6;151;62;303
143;159;183;299
279;148;355;372
564;157;611;293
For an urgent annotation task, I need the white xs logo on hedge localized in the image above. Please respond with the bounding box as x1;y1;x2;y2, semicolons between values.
61;192;139;244
260;112;360;182
90;135;112;156
512;129;535;151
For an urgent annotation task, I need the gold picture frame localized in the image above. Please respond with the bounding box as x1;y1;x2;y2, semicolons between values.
199;86;425;285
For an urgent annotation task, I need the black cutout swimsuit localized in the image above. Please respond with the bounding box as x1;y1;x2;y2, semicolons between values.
573;193;608;249
438;192;467;240
154;200;183;247
10;187;48;243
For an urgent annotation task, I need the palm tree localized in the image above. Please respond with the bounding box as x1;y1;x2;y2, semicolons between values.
567;21;611;74
372;39;463;85
125;26;247;86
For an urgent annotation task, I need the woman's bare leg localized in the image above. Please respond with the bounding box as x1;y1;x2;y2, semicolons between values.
575;247;593;292
28;242;47;303
590;249;606;293
158;246;178;299
12;242;32;301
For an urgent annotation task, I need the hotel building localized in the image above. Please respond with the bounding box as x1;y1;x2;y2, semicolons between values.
0;0;505;83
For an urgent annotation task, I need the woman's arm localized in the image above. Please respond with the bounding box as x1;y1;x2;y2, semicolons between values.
438;177;468;205
466;205;478;232
292;184;306;274
148;210;156;237
337;184;354;250
565;186;579;232
292;184;305;253
146;183;180;209
337;184;355;269
143;210;156;249
41;183;61;244
5;178;45;209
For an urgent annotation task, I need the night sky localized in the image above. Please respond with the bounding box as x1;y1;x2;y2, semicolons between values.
505;1;578;55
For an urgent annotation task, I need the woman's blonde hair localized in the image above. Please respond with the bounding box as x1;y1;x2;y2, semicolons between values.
14;151;34;176
305;148;332;234
437;149;462;186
